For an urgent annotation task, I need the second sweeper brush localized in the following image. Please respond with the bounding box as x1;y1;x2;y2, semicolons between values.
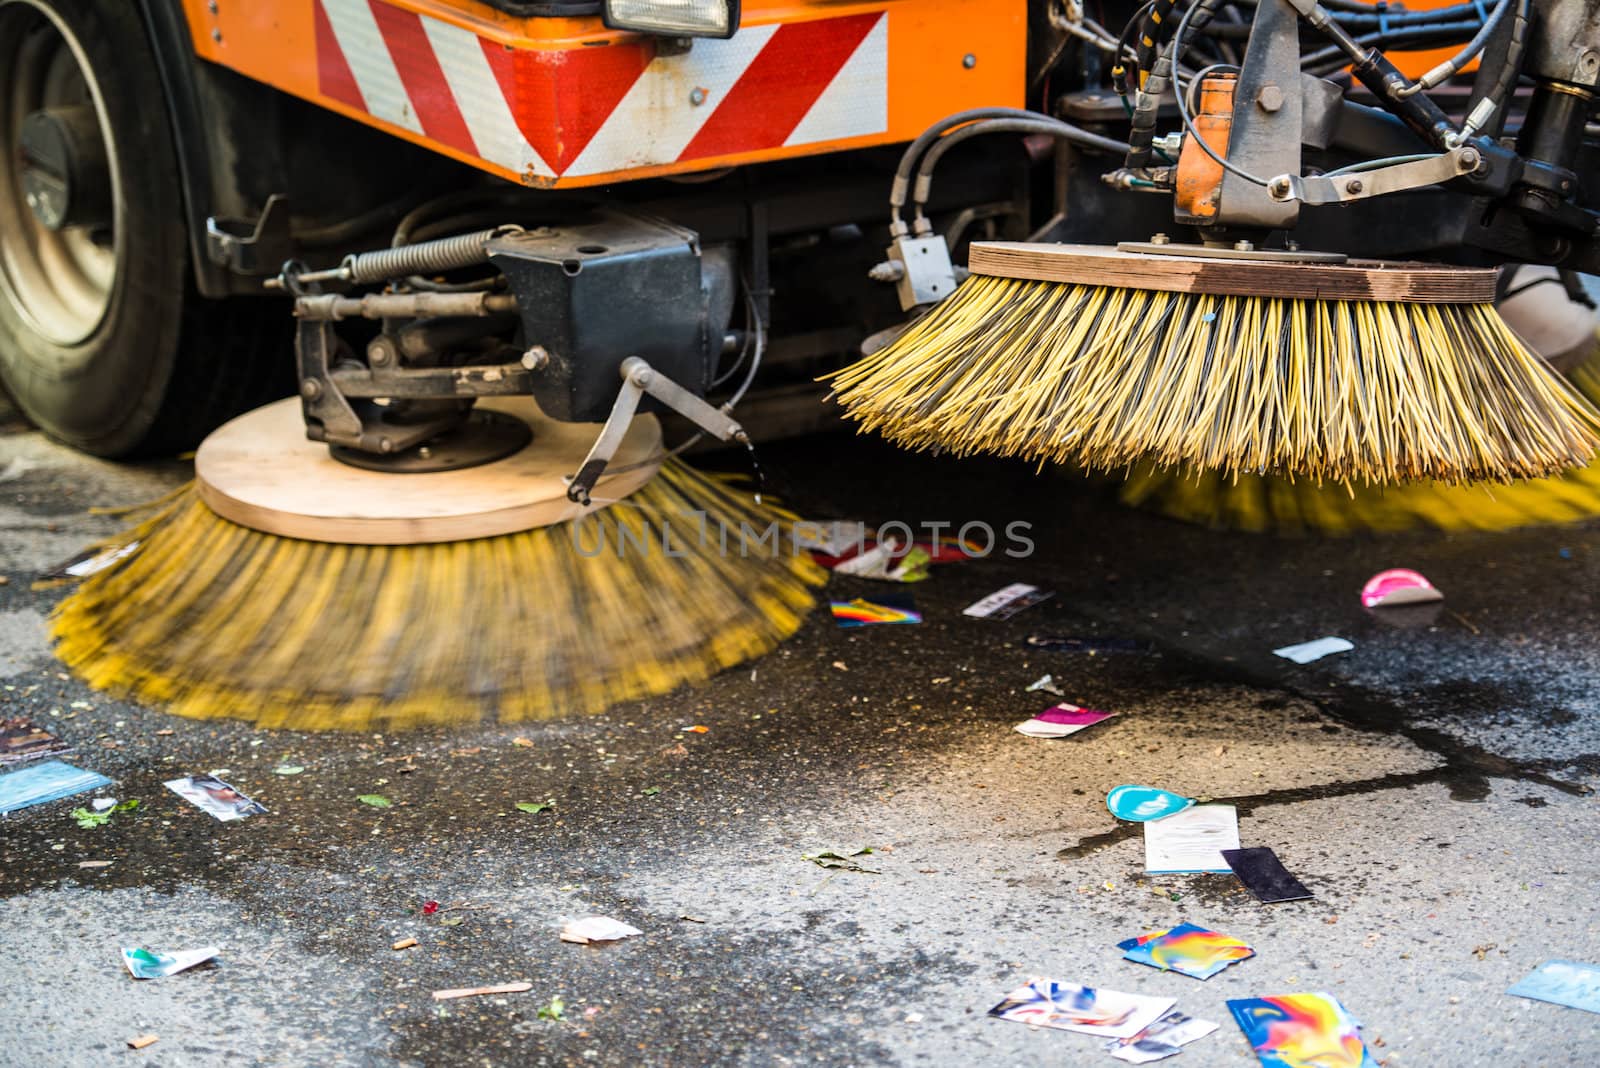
827;243;1600;485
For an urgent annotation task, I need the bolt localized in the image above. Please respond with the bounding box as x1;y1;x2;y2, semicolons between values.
378;438;394;454
211;28;221;43
1256;84;1283;113
1149;233;1171;245
1458;147;1481;171
1345;179;1364;195
521;345;551;371
1268;175;1292;200
963;54;977;69
418;446;432;460
1233;240;1255;252
368;338;396;366
1285;240;1301;252
208;0;218;11
689;87;707;106
300;378;322;400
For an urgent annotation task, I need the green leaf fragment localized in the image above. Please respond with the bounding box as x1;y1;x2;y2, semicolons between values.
515;800;554;814
641;787;662;796
537;995;565;1020
358;794;392;808
802;847;880;873
274;766;306;776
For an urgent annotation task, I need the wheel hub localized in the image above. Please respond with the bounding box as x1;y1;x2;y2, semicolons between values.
18;105;112;232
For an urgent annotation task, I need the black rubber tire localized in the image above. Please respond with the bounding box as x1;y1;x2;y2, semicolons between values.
0;0;289;457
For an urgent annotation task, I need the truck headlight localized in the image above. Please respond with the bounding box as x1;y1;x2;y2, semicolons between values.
603;0;740;39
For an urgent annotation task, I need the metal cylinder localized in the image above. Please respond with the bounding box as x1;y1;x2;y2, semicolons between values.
1518;80;1593;172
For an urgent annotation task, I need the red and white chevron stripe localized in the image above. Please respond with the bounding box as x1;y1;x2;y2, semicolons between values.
313;0;889;183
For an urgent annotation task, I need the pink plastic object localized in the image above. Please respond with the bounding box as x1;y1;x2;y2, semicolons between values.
1360;568;1444;608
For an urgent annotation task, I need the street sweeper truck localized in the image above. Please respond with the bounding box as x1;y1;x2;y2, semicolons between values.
7;0;1600;728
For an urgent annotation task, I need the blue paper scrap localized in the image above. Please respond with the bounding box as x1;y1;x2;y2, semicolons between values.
0;760;114;815
1507;960;1600;1015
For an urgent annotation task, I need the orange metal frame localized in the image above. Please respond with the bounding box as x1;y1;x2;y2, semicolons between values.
181;0;1027;189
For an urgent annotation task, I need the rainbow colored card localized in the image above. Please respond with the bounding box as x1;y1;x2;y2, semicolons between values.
1119;922;1254;980
1228;993;1378;1068
829;593;921;627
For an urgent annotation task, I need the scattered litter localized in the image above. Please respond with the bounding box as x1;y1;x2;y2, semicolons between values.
1272;637;1353;664
1360;568;1443;608
164;774;266;821
829;538;932;582
272;765;305;776
357;794;393;808
1506;960;1600;1015
122;946;219;979
1027;635;1153;655
126;1035;159;1051
802;846;880;873
515;800;555;814
1119;923;1254;980
679;915;706;923
830;593;921;626
831;661;849;671
642;786;662;796
77;860;113;869
511;737;534;747
0;717;73;766
1026;674;1065;697
1104;1009;1219;1064
0;760;113;815
1228;993;1377;1067
988;978;1175;1038
1106;784;1194;823
682;725;710;734
1223;847;1314;903
421;901;440;915
560;917;643;944
963;582;1054;620
40;541;141;581
1143;805;1240;874
537;995;566;1020
71;798;138;829
1015;703;1116;739
432;982;533;1001
392;938;419;951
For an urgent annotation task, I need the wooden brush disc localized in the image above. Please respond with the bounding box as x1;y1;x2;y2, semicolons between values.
195;397;662;545
969;242;1498;303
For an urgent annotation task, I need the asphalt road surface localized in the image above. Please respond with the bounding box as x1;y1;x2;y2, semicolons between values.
2;392;1598;1067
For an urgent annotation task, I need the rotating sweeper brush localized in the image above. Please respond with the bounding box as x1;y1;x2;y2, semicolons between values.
50;209;823;731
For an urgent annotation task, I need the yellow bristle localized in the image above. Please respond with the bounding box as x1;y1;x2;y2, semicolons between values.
1117;344;1600;535
50;459;825;731
825;275;1600;485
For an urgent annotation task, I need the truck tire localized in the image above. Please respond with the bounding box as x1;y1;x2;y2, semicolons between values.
0;0;288;457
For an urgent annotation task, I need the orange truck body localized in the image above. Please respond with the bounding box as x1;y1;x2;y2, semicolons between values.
180;0;1027;188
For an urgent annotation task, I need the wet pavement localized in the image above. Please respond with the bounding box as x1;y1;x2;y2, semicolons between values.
3;394;1599;1067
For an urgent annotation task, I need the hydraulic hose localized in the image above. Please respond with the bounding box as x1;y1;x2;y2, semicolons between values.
1396;0;1513;94
910;118;1133;232
889;108;1056;235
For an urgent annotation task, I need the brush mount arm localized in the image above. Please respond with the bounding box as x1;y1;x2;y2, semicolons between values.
567;357;747;506
1270;146;1484;206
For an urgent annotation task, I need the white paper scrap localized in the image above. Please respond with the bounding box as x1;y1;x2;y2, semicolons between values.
560;916;642;945
1106;1010;1219;1063
1273;636;1353;664
1143;804;1240;874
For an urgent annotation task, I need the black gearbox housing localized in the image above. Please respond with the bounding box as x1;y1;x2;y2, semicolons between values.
488;210;712;423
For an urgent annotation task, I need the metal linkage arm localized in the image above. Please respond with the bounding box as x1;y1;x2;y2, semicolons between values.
566;357;747;505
